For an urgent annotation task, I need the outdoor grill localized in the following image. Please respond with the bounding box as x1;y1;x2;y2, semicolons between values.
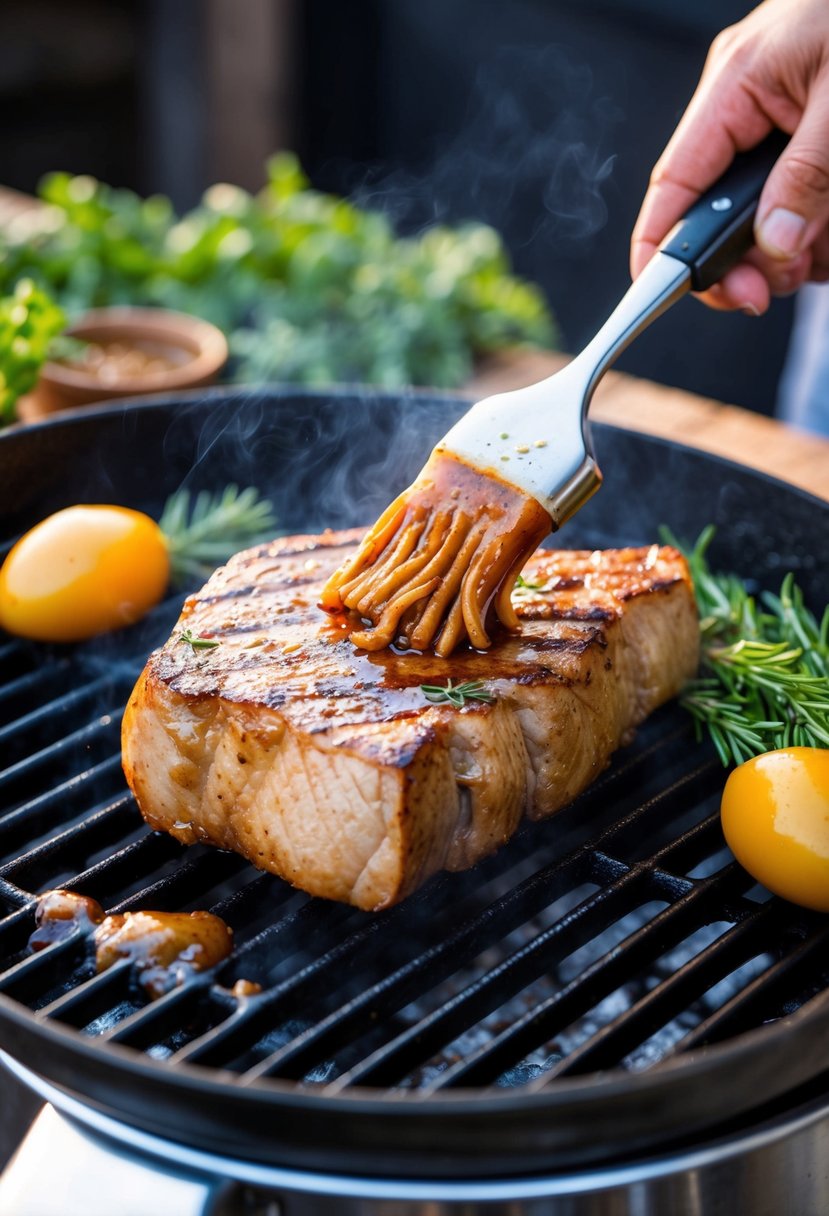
1;386;828;1215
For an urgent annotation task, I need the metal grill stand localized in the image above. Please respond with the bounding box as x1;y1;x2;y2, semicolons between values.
3;1056;829;1216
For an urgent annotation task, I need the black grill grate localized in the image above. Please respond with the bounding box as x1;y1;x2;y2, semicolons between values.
1;616;828;1098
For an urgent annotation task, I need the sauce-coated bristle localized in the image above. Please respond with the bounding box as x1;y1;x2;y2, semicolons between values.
319;452;552;655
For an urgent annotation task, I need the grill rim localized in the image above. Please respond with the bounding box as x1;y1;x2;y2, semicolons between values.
2;983;829;1177
1;386;829;1175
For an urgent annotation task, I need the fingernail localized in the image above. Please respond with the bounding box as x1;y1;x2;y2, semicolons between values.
757;208;806;258
741;302;761;317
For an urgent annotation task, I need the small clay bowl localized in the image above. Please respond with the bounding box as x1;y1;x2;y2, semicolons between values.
19;307;229;421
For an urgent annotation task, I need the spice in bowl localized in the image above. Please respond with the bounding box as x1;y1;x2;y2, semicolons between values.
18;305;228;420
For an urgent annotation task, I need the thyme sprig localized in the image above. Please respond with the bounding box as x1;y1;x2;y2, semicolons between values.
663;525;829;765
512;573;552;598
420;679;496;708
178;628;221;652
159;485;277;584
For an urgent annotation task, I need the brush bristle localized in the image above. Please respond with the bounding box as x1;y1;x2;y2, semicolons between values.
319;452;552;656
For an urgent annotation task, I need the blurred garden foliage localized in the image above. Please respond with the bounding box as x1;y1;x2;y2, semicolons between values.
0;154;557;391
0;279;65;423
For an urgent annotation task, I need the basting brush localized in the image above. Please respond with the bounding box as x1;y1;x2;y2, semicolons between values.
321;133;787;657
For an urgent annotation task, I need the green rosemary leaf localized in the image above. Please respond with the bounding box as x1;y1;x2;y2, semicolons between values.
159;485;277;584
664;526;829;765
420;679;496;707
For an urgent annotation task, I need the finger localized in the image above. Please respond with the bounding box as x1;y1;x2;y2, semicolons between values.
631;75;771;278
694;261;772;314
744;247;812;296
755;68;829;260
806;226;829;280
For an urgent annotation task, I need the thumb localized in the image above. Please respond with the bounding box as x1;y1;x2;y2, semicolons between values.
756;83;829;260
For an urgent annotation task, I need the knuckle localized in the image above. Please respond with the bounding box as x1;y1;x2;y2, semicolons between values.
707;25;750;70
709;25;738;58
780;152;829;202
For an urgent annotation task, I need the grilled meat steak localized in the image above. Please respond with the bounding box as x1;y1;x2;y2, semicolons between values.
122;531;699;910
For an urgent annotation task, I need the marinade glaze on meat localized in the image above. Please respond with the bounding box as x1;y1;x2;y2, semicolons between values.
122;531;699;911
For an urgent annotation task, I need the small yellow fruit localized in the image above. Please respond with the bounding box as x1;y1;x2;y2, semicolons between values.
721;747;829;913
0;505;170;642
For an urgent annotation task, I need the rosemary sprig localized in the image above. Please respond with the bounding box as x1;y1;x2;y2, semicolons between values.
420;679;496;708
662;525;829;765
178;628;221;652
159;485;277;584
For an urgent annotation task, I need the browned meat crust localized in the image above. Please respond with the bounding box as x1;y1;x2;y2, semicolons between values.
122;531;699;910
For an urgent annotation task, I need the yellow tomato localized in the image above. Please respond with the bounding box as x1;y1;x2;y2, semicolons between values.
0;505;170;642
721;747;829;913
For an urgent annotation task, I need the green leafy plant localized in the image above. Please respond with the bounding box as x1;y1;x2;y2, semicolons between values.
420;679;496;708
0;155;557;391
159;485;277;583
663;525;829;765
0;279;65;424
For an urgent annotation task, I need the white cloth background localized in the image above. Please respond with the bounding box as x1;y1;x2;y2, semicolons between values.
777;283;829;436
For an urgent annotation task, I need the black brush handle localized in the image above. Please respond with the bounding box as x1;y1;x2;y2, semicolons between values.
660;130;789;292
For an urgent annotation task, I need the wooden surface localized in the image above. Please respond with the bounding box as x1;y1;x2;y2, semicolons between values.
468;349;829;503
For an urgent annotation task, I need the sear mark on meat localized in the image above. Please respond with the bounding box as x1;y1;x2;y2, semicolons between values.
122;530;699;911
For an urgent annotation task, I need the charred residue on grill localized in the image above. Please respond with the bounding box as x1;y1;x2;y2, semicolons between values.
29;889;234;1000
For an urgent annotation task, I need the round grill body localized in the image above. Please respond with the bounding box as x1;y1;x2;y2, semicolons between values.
0;388;827;1189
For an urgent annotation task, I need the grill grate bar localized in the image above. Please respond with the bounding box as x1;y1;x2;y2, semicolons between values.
0;661;72;719
0;793;141;885
0;931;90;1002
326;880;648;1092
32;863;282;1025
669;919;829;1054
145;745;698;1073
108;895;366;1055
0;880;31;910
21;829;183;909
537;897;787;1082
326;818;723;1092
248;773;721;1087
105;851;255;918
0;715;121;799
420;858;753;1093
237;861;593;1083
0;831;217;1003
0;755;125;861
34;869;283;1028
39;957;134;1022
0;669;137;756
166;888;454;1069
100;879;298;1050
0;641;36;681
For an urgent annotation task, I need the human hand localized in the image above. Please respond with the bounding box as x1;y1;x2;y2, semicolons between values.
631;0;829;315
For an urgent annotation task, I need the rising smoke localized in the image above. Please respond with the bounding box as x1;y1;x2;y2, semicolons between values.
349;42;621;255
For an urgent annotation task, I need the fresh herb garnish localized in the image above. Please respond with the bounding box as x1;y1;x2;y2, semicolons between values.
663;525;829;765
178;628;221;652
512;573;550;597
159;485;276;584
420;679;496;707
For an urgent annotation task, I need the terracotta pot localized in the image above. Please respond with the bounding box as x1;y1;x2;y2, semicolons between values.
18;307;229;422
